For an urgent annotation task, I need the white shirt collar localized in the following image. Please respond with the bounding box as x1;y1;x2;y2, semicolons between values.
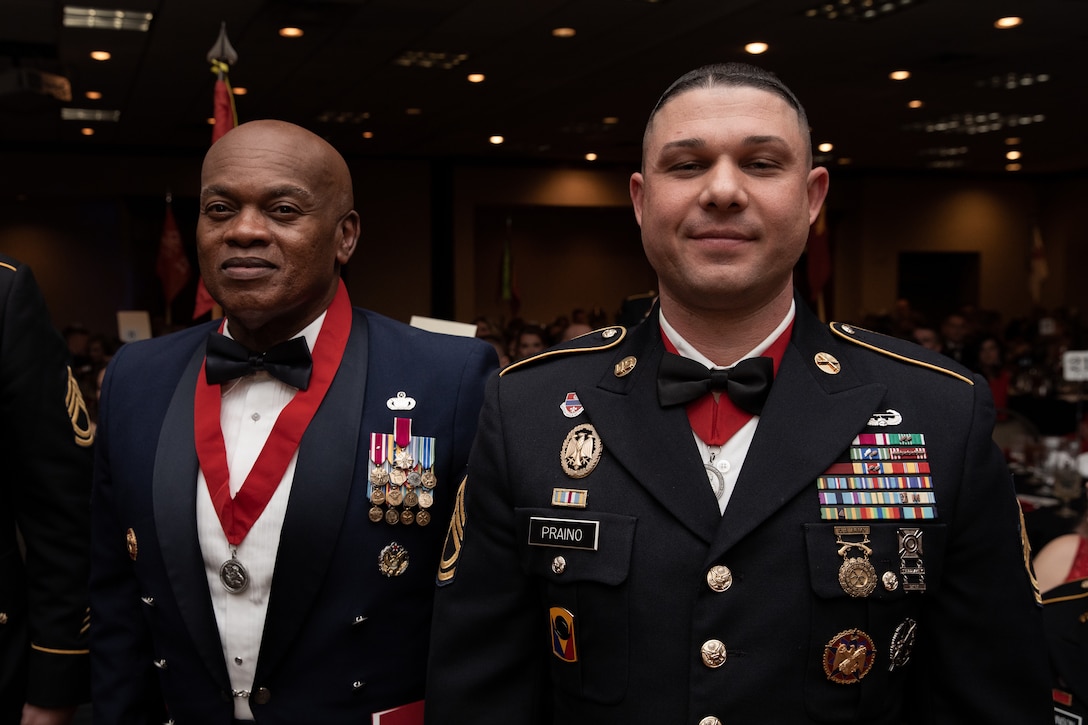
659;299;795;369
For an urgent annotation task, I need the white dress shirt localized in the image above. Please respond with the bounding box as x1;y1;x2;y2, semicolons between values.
659;301;794;515
195;312;325;720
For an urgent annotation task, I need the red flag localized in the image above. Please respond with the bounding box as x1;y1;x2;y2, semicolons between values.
192;278;217;320
805;203;831;316
211;73;236;144
194;55;236;319
156;203;191;306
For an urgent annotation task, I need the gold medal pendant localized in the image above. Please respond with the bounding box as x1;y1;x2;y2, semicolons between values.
220;552;250;594
834;526;876;598
838;557;877;598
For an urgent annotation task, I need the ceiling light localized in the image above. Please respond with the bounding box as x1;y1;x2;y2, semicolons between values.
744;42;768;55
362;131;374;139
393;50;469;70
552;27;576;38
1006;150;1021;160
889;70;910;81
467;73;485;83
232;87;247;95
1005;163;1022;172
817;142;833;153
61;108;120;121
585;152;598;161
80;127;94;136
489;135;504;145
278;27;304;38
85;91;102;100
836;158;852;165
90;51;111;61
63;6;153;32
1005;137;1021;145
405;108;422;116
908;99;923;109
994;16;1022;29
206;117;215;125
602;116;619;125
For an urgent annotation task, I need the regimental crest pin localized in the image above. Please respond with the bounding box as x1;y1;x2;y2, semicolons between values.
550;606;578;662
560;423;603;479
378;542;410;577
823;629;876;684
125;527;138;561
560;392;584;418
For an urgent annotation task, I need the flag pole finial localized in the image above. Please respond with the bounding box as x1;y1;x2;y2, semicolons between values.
206;21;238;66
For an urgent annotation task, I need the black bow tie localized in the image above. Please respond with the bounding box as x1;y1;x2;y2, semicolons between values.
657;353;774;415
205;332;313;390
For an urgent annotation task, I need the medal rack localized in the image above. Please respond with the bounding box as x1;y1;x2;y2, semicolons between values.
368;423;437;526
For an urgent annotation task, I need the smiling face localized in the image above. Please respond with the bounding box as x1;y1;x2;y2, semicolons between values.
630;84;828;320
197;120;359;350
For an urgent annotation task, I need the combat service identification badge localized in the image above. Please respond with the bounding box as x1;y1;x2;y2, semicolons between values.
550;606;578;662
560;423;603;479
823;629;876;684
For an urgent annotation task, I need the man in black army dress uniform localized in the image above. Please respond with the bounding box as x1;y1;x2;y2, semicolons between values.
426;63;1051;724
0;255;93;725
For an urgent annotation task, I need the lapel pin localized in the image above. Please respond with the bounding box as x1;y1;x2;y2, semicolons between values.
814;352;841;375
614;356;637;377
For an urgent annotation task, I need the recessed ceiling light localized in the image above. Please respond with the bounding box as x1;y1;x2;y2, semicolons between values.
206;117;215;125
393;50;469;70
405;107;422;116
908;99;923;109
232;87;247;96
585;152;598;161
362;131;374;139
467;73;485;83
744;42;768;55
1005;163;1022;172
836;158;852;165
85;91;102;100
818;142;833;153
489;135;504;145
80;127;94;136
90;50;111;61
279;27;304;38
63;6;153;32
889;70;910;81
61;108;120;121
602;116;619;125
994;16;1022;29
1005;137;1021;145
1006;150;1022;160
552;27;576;38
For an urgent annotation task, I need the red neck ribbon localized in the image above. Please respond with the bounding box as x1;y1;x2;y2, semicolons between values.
194;281;351;546
661;321;792;446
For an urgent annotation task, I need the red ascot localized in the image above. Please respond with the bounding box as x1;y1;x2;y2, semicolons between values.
660;321;792;446
194;280;351;546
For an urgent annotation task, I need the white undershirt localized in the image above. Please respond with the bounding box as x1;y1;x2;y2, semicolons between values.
659;301;794;515
195;312;325;720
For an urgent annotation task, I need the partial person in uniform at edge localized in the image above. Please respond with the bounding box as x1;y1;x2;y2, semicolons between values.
0;254;94;725
425;63;1050;724
1035;504;1088;720
90;120;496;724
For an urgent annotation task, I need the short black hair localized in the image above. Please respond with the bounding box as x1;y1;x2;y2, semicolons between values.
642;62;812;166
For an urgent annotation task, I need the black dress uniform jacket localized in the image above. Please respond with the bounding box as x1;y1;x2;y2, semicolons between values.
1043;576;1088;722
91;308;494;724
427;298;1051;724
0;255;93;722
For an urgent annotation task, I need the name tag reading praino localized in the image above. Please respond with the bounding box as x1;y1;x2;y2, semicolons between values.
528;517;600;551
